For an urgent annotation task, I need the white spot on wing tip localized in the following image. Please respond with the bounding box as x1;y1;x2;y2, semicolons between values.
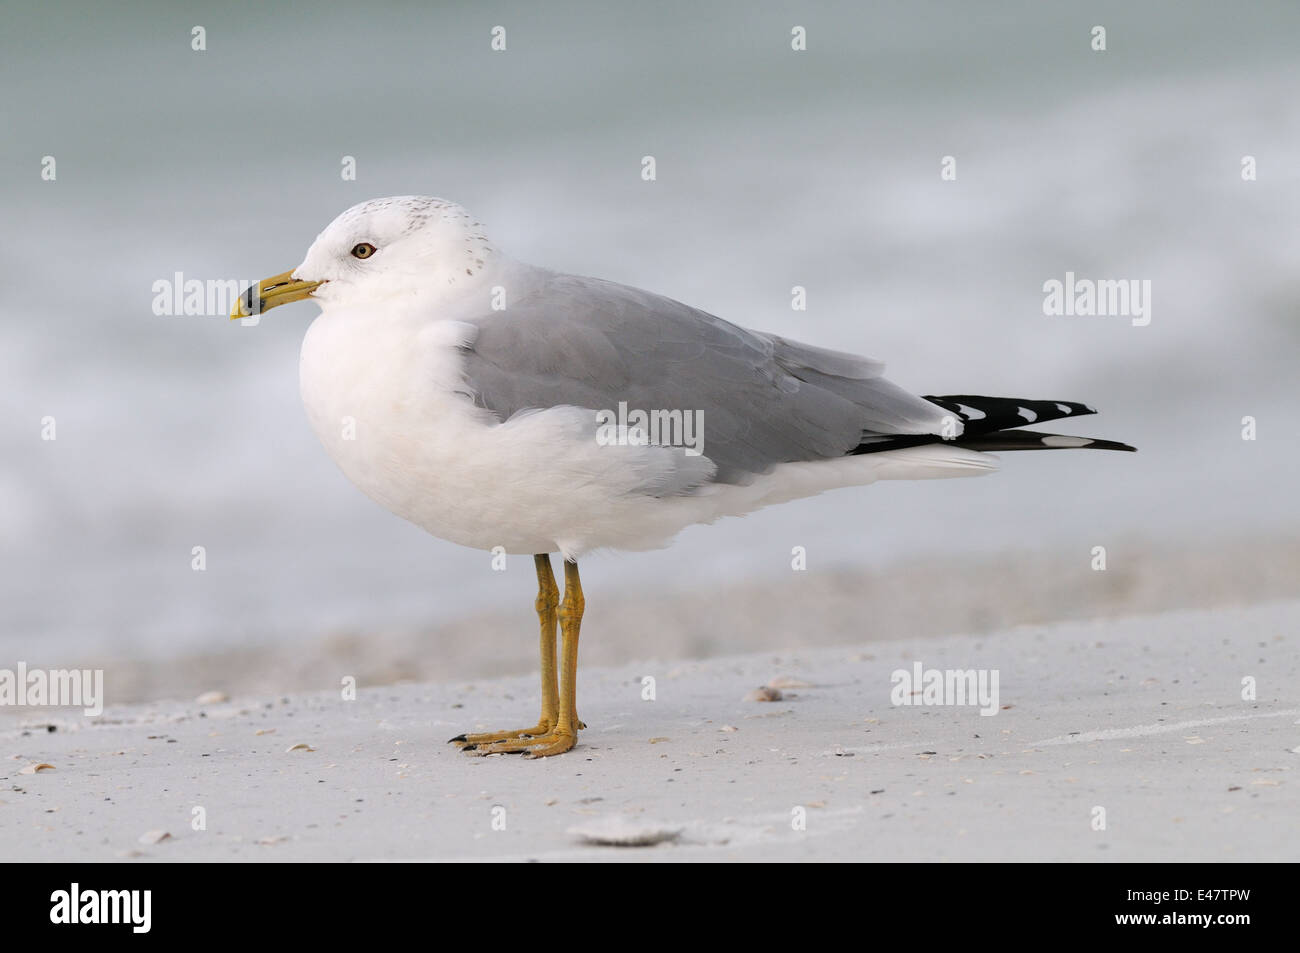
1017;406;1037;422
1055;403;1073;415
955;403;985;420
1042;435;1092;448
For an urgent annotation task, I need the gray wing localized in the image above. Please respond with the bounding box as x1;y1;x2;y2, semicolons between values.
457;272;953;484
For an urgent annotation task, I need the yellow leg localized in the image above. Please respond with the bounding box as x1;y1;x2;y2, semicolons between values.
475;558;585;757
450;554;560;749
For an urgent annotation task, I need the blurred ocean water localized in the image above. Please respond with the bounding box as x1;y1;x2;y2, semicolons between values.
2;1;1297;668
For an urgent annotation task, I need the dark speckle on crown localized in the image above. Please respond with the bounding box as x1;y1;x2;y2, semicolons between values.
323;196;497;281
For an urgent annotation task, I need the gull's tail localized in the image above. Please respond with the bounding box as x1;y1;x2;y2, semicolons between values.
851;395;1136;455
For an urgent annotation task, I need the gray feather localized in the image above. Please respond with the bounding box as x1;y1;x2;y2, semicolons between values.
456;272;950;484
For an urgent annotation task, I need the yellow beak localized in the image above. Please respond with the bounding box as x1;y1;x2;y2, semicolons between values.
230;270;323;320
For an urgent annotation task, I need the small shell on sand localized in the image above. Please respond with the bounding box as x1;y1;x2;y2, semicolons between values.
195;691;228;704
18;763;54;774
285;743;315;752
746;686;783;702
568;816;682;847
138;830;171;845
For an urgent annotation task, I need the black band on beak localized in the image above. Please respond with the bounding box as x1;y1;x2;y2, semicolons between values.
239;284;261;316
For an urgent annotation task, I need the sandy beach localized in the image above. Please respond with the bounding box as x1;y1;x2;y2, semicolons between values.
4;597;1295;862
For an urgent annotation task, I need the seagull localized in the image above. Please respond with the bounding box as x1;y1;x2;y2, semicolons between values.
233;195;1134;758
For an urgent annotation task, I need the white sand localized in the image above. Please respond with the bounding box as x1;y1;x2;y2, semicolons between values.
3;600;1296;861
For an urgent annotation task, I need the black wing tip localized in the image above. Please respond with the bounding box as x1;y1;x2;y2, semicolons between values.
1090;439;1137;452
850;431;1136;455
923;395;1098;421
952;430;1138;453
855;395;1133;455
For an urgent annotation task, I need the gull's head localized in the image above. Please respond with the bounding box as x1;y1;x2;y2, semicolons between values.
232;196;495;319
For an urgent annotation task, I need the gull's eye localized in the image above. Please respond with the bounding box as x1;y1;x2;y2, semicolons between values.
350;242;377;259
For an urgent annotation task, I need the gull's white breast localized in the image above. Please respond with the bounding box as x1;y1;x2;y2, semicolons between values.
299;306;530;552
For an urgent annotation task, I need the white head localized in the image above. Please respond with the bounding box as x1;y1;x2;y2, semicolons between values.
235;196;497;318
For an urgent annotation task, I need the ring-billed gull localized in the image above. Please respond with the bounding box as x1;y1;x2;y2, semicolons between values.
232;195;1134;758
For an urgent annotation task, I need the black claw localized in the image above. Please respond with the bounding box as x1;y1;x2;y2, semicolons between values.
448;734;467;744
